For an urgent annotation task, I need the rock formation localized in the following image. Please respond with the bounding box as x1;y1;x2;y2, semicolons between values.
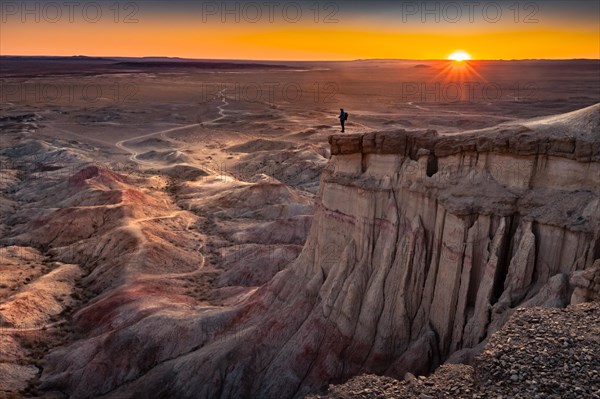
22;104;600;397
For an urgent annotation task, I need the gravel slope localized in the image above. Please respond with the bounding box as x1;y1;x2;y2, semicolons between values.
307;302;600;399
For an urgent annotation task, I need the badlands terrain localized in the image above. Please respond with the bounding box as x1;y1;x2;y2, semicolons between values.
0;57;599;398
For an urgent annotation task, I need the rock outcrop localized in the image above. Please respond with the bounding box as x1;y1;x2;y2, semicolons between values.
38;104;600;398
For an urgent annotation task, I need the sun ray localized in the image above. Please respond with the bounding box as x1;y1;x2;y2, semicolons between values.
431;51;487;101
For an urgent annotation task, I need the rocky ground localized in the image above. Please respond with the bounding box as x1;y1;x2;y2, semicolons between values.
0;106;327;397
307;302;600;399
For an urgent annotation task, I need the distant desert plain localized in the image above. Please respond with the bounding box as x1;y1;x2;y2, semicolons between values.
0;57;599;398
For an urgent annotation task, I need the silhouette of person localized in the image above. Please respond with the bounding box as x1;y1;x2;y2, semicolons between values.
339;108;347;132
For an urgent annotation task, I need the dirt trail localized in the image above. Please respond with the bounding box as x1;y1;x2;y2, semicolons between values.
115;89;232;165
115;123;202;164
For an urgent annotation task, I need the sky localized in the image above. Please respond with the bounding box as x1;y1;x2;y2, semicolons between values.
1;0;599;60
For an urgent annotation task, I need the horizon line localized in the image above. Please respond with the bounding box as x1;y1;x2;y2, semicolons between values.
2;55;600;63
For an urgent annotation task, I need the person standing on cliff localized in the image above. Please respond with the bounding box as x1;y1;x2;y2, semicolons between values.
339;108;348;132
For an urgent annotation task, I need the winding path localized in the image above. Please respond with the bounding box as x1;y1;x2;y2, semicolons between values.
115;123;201;164
115;89;231;165
0;320;66;334
203;89;230;125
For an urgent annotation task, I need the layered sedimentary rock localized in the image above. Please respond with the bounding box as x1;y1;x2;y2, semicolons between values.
39;104;600;398
323;104;600;366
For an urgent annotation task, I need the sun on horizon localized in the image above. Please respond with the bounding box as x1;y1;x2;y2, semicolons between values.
448;50;472;62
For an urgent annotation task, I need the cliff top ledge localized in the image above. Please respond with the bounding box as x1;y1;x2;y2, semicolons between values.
329;103;600;161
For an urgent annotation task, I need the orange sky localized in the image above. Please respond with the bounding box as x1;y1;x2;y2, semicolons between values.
1;1;599;60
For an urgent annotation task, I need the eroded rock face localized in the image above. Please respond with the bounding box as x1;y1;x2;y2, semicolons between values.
39;105;600;398
570;260;600;304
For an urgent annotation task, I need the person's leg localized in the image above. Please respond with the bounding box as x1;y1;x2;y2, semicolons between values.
341;121;345;132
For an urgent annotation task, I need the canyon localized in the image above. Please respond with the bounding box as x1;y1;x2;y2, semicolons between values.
1;102;597;398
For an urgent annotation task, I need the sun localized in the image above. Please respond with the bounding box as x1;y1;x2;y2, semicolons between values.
448;50;472;62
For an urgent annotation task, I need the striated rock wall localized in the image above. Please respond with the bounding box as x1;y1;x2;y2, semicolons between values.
324;124;599;365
